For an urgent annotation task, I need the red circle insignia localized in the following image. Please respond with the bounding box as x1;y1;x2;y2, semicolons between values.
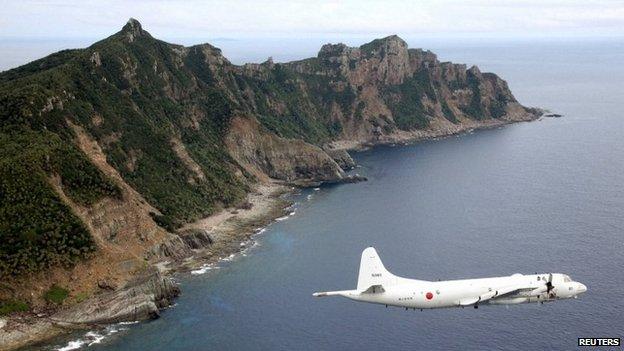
426;292;434;300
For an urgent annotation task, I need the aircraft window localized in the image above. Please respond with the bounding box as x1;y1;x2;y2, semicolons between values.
568;287;573;291
436;290;440;295
537;276;540;281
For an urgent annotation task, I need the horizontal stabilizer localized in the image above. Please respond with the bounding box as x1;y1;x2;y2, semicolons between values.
312;290;358;298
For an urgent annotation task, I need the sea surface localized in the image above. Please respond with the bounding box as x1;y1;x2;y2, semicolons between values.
16;38;623;350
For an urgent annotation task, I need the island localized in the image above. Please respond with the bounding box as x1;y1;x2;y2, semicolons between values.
0;18;540;350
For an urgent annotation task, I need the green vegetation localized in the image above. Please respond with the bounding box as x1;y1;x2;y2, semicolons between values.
490;99;507;118
354;101;366;120
74;291;90;303
360;37;391;58
0;23;248;278
382;71;435;130
441;100;457;123
0;129;116;277
0;21;515;281
460;72;485;119
489;88;510;119
0;299;29;315
242;64;343;143
43;285;69;305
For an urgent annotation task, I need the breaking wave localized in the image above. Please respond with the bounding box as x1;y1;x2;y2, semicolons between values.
189;202;299;275
190;263;219;275
54;322;138;350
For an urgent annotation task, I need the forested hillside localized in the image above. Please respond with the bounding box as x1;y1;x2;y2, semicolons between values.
0;19;538;283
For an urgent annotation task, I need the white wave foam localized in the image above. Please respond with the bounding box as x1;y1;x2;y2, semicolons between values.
56;340;85;351
116;321;139;325
190;264;218;275
277;210;296;221
222;253;236;262
54;322;136;351
313;187;320;191
307;194;313;200
85;331;105;346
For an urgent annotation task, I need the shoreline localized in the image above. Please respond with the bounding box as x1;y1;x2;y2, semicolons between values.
173;182;293;275
0;182;294;351
0;113;541;351
330;110;542;151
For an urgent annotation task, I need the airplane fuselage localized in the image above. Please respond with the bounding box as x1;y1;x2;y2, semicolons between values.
329;273;587;309
313;248;587;309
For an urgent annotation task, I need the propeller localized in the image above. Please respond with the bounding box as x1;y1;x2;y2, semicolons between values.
545;273;556;298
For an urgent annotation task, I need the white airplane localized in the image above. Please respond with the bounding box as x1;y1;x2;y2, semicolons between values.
313;247;587;309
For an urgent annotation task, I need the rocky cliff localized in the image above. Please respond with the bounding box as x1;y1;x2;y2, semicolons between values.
0;18;539;332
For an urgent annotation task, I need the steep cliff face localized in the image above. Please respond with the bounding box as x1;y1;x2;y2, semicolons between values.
280;35;535;143
0;19;539;312
225;116;345;183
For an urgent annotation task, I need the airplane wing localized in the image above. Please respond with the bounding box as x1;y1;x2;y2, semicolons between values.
458;286;522;306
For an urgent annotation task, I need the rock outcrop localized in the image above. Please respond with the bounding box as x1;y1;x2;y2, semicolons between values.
149;229;214;260
324;148;356;170
53;268;179;325
225;116;346;184
282;35;536;145
0;268;179;351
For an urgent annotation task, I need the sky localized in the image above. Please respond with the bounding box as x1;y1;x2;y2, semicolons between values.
1;0;624;40
1;0;623;71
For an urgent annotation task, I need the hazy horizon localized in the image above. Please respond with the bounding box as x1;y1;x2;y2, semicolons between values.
1;30;623;73
2;1;624;38
2;0;624;71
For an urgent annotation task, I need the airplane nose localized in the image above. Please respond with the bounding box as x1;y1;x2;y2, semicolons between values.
577;283;587;293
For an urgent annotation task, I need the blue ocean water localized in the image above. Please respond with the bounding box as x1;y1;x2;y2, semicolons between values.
40;39;623;350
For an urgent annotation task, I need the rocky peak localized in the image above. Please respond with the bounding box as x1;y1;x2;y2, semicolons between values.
355;35;410;85
467;65;482;77
318;43;351;59
121;18;149;42
311;35;412;85
377;34;407;46
123;18;143;33
359;35;407;56
188;43;231;67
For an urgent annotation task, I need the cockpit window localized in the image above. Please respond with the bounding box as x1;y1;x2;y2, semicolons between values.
563;275;571;283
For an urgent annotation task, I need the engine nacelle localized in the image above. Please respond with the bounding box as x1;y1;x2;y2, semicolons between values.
528;286;547;296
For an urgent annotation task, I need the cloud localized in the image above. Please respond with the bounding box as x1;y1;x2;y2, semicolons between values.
1;0;623;39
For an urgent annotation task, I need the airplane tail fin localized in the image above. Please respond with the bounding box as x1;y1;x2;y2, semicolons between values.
356;247;397;291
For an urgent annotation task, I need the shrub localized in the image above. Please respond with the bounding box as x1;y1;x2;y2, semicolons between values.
74;291;89;303
43;285;69;305
0;299;29;315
